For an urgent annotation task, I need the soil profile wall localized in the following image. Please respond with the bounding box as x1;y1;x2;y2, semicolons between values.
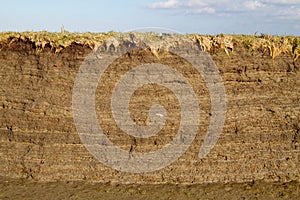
0;34;299;184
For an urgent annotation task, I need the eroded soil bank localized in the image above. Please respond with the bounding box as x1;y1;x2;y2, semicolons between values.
0;32;299;198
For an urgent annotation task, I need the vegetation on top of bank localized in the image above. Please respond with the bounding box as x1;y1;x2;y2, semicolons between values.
191;34;299;61
0;31;114;52
0;31;299;61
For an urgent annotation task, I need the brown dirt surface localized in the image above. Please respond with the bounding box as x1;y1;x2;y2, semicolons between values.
0;177;299;200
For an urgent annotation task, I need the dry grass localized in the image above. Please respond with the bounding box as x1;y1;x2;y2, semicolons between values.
0;31;299;60
191;34;234;56
191;34;300;61
0;31;114;52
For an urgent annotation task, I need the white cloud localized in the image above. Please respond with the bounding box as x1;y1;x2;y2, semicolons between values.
244;1;265;10
264;0;300;4
148;0;180;9
275;7;300;19
148;0;300;20
189;7;216;14
185;0;207;7
149;0;267;12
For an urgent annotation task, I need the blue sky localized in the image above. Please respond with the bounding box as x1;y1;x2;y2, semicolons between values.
1;0;299;35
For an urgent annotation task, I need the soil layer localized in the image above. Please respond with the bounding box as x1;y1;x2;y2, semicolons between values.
0;33;299;198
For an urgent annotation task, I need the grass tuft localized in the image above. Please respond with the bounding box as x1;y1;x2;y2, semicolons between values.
0;31;114;52
190;33;300;60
